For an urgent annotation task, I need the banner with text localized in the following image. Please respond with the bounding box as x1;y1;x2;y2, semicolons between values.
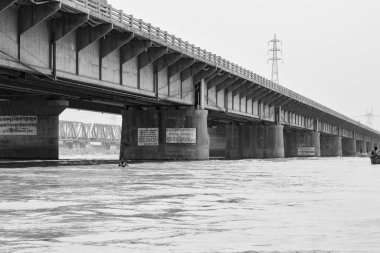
297;147;315;156
0;116;37;136
166;128;196;144
138;128;159;146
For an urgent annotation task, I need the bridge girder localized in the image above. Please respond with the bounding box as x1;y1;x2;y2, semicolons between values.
77;24;114;52
100;32;134;59
154;53;182;72
204;69;222;83
138;47;168;70
168;58;195;78
226;79;247;94
51;13;89;42
19;2;61;35
181;62;207;82
231;81;250;97
241;84;261;99
265;93;284;107
120;40;152;65
215;76;239;93
0;0;17;14
193;67;218;84
247;88;271;101
258;91;278;106
207;74;229;89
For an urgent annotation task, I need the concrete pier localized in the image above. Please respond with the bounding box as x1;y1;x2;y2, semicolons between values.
356;140;367;155
320;134;342;157
120;108;209;160
283;130;321;157
225;124;284;159
208;127;226;157
0;100;68;159
366;142;373;153
342;138;356;156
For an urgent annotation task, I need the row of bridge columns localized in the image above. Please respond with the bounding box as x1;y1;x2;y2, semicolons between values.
0;100;377;160
209;126;376;159
121;107;377;160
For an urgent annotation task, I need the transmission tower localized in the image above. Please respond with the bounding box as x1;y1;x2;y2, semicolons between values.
354;107;379;126
268;34;282;83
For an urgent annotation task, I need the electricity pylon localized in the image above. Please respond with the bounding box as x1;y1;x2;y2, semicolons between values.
268;34;282;84
355;107;378;126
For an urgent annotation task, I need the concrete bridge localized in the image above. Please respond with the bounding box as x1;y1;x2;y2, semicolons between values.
0;0;378;160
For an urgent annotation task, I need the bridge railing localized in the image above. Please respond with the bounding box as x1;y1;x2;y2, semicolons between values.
63;0;379;135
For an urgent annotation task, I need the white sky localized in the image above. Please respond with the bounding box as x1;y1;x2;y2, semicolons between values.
61;0;380;129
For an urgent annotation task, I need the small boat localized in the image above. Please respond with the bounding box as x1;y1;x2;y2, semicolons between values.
118;159;129;167
370;154;380;164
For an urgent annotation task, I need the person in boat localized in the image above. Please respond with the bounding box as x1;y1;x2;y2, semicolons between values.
118;158;128;167
371;146;379;156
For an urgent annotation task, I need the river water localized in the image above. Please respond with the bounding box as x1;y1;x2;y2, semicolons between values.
1;157;380;253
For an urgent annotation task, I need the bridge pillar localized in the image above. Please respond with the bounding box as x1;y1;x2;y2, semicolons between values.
225;124;284;159
320;134;342;157
120;108;209;160
0;100;68;159
225;124;241;159
208;127;226;158
342;138;356;156
356;140;367;155
283;129;320;157
366;141;373;153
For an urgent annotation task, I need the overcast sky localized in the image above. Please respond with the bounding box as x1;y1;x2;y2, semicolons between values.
61;0;380;129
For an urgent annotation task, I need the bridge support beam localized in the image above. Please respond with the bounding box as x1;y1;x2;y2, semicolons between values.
0;100;68;159
283;129;320;157
225;124;284;159
208;127;227;158
342;138;356;156
320;134;342;157
120;108;209;160
356;140;367;155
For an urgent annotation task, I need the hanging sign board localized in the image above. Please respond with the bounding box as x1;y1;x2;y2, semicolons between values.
297;147;315;156
138;128;159;146
0;116;37;136
166;128;196;144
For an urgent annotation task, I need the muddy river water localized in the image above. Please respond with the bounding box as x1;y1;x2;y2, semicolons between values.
1;157;380;253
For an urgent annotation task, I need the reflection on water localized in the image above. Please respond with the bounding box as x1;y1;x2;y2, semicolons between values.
1;157;380;253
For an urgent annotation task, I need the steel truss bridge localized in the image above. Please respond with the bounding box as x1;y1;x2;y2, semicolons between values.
59;120;121;148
